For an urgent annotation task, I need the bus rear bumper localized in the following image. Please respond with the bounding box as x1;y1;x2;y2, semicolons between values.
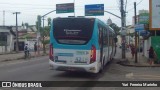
49;59;99;73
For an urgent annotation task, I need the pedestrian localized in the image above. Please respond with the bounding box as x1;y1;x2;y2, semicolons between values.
24;43;30;58
130;44;135;59
148;46;155;65
34;42;37;57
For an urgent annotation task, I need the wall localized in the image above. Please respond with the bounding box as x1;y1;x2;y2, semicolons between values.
151;36;160;62
25;39;37;51
144;37;151;58
0;32;14;53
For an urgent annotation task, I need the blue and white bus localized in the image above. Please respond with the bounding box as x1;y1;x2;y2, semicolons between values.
49;17;117;73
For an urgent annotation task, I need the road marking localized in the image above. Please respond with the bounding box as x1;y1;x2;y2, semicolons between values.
135;74;160;78
138;77;160;80
125;73;134;79
134;74;160;80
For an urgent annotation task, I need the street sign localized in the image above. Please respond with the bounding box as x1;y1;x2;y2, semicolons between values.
85;4;104;16
140;30;150;36
135;24;144;31
56;3;74;14
139;13;149;24
149;0;160;30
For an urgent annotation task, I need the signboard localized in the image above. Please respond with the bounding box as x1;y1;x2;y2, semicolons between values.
135;24;144;32
149;0;160;30
139;13;149;24
151;36;160;62
140;30;150;36
121;30;126;36
56;3;74;13
85;4;104;16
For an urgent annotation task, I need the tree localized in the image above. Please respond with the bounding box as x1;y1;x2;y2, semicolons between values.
35;16;51;54
109;23;120;35
24;23;29;29
22;22;24;28
40;26;50;40
47;18;51;26
36;21;38;30
44;26;50;37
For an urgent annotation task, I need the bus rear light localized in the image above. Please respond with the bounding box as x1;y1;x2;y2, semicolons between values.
49;43;54;61
90;45;96;64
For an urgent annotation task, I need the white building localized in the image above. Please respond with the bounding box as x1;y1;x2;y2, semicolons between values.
0;26;15;53
126;25;135;44
0;25;38;53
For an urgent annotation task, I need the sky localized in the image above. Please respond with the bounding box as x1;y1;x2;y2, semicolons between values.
0;0;149;27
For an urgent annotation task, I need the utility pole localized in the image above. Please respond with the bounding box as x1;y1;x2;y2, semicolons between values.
3;10;7;52
13;12;21;52
42;17;46;54
120;0;126;59
134;2;138;63
37;15;41;55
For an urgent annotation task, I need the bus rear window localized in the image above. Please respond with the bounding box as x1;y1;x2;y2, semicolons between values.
53;18;95;45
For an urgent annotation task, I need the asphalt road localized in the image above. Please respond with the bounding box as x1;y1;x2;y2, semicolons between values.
0;48;160;90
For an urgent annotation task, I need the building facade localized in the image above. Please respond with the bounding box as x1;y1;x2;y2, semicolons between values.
0;26;15;53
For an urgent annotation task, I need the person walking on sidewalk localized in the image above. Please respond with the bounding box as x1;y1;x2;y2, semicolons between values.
130;44;135;59
148;46;155;65
34;42;38;57
24;43;30;58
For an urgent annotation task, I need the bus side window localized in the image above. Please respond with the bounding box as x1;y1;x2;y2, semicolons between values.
103;28;107;46
99;28;102;45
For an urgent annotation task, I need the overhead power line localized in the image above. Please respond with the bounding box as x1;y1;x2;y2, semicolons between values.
0;2;54;6
126;0;144;12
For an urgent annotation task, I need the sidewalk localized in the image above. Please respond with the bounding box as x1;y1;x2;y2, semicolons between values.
0;51;49;62
117;50;160;67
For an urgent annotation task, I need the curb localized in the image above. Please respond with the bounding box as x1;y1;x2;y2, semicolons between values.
0;52;23;55
1;54;49;62
117;61;160;67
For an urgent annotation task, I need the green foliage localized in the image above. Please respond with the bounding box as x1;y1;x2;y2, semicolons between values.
39;26;50;37
25;23;29;29
42;40;50;45
37;15;41;27
36;21;38;30
47;18;51;26
109;23;120;35
35;15;42;29
129;32;135;37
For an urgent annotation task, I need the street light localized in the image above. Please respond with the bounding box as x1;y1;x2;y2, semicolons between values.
41;10;56;54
